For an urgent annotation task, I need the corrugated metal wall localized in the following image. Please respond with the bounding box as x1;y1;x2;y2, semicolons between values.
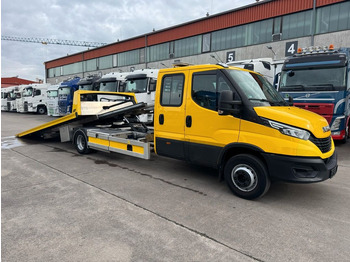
46;0;345;69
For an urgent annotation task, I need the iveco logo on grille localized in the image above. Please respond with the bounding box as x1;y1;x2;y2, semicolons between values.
323;126;331;132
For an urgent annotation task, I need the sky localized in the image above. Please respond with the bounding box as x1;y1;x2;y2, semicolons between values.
1;0;256;82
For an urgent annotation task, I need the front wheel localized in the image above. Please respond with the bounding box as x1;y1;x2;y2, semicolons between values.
224;154;270;200
74;130;91;154
340;124;349;144
37;106;47;115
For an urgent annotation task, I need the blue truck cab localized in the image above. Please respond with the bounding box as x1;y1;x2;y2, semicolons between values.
58;76;80;116
278;46;350;143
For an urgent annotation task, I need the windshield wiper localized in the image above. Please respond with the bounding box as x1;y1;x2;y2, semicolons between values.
280;85;305;91
249;98;286;106
308;84;334;90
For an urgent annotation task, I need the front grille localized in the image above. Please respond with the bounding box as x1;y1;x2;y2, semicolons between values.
309;135;332;153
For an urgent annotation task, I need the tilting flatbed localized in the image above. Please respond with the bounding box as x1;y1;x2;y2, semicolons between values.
16;90;154;159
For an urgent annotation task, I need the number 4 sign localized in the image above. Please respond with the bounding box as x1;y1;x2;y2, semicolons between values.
285;41;298;57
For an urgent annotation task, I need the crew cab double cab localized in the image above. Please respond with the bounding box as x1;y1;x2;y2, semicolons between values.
17;64;337;199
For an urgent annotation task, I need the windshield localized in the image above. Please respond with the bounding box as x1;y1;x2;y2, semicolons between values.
23;88;33;97
99;81;117;92
125;78;148;93
8;92;16;100
47;90;58;98
279;67;346;91
58;87;71;95
79;84;93;90
227;69;286;106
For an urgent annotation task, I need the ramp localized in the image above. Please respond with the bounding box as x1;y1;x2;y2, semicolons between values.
16;91;146;139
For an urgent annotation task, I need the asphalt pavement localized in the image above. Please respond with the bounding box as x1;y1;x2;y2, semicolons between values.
2;111;350;262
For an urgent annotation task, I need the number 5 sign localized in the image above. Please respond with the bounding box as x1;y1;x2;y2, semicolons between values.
285;41;298;57
226;51;236;63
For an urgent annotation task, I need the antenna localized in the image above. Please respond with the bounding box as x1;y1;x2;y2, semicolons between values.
210;53;223;63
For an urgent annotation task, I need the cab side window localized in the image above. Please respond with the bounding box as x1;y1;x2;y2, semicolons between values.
160;74;184;106
192;72;234;111
192;74;217;110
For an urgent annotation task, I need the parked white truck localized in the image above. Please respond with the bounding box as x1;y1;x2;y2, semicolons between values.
122;69;158;124
97;72;129;92
1;87;13;111
17;84;50;114
47;84;60;116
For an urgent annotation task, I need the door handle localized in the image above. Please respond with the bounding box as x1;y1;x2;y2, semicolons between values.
159;114;164;125
186;115;192;127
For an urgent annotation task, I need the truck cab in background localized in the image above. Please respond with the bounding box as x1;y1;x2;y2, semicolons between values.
1;87;11;111
6;86;19;111
278;45;350;143
78;75;101;91
96;72;129;92
47;84;60;116
227;58;275;85
58;76;80;116
122;69;158;124
16;84;49;114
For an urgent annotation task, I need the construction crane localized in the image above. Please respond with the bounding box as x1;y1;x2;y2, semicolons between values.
1;36;108;48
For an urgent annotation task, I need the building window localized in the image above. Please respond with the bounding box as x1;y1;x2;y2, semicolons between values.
85;59;97;72
316;1;350;34
48;68;54;78
160;74;184;106
99;55;113;70
174;35;202;57
118;49;140;66
147;42;169;62
202;33;211;53
112;54;118;67
282;10;312;40
62;62;82;75
140;48;145;63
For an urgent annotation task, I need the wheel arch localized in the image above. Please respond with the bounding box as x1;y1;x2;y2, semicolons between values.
217;143;266;181
72;127;88;144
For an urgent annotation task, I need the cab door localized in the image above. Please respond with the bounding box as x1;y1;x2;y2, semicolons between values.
154;71;188;160
184;69;241;168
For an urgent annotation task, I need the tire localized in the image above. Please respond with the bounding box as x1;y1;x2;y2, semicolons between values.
37;106;46;115
340;124;349;144
224;154;270;200
74;130;91;154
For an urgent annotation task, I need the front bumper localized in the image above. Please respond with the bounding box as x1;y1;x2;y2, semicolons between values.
263;151;337;183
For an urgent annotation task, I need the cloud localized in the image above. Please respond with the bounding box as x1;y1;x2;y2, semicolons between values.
1;0;256;81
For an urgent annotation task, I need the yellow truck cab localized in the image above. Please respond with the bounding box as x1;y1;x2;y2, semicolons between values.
154;64;337;199
17;64;337;200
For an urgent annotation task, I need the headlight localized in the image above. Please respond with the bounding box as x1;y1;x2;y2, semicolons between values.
331;116;344;131
262;118;310;140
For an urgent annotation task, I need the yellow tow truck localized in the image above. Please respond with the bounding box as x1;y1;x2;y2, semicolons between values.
17;64;338;199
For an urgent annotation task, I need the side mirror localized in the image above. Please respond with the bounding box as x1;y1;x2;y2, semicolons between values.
149;79;157;93
288;96;294;106
218;90;242;116
274;72;281;90
119;82;126;92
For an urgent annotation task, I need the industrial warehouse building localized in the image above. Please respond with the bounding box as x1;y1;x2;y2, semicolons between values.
45;0;350;84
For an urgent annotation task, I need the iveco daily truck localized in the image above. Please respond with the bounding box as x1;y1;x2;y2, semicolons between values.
17;64;338;200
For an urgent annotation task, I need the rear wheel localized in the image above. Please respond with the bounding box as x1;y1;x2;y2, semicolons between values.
74;130;91;154
224;154;270;200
